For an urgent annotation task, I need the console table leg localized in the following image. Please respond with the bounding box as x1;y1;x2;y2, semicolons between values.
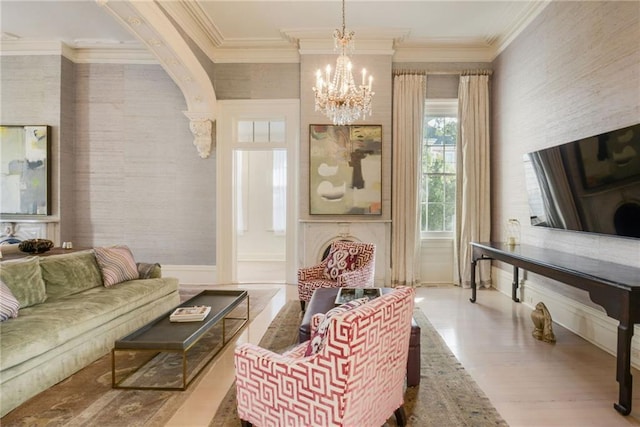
470;259;477;303
614;323;633;415
512;266;520;303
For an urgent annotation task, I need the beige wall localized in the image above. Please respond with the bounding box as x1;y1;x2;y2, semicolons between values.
0;55;66;240
491;1;640;304
72;63;216;265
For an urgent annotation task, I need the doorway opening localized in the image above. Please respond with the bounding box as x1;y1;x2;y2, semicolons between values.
235;149;286;282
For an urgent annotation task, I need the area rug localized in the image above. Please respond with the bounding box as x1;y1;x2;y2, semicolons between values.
210;301;508;427
1;287;279;427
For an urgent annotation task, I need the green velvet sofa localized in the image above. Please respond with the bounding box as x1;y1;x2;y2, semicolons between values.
0;249;180;417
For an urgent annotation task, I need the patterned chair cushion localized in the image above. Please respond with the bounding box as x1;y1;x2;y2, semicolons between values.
0;279;20;321
94;245;139;287
304;297;369;356
323;241;371;280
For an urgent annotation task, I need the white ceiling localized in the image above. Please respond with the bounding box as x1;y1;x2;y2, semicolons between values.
0;0;549;62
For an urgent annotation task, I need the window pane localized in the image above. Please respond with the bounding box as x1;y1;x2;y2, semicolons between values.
254;121;269;142
237;121;253;143
444;203;455;231
444;175;456;203
427;175;444;203
427;146;444;173
444;147;456;173
427;203;443;232
270;121;285;142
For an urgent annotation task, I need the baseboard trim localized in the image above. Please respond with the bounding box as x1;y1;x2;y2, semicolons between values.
492;266;640;370
162;265;217;285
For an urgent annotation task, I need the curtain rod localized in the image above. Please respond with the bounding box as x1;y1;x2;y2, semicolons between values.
392;69;493;76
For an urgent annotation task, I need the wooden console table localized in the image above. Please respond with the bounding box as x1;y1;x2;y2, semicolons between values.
469;241;640;416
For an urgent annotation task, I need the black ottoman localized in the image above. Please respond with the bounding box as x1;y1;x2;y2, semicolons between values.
299;287;421;387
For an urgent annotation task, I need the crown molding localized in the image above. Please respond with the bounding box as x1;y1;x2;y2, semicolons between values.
0;40;156;64
298;38;395;55
160;1;222;56
393;39;495;63
73;47;157;64
0;40;65;56
0;39;495;64
289;27;406;55
493;0;551;58
211;47;300;64
0;1;550;65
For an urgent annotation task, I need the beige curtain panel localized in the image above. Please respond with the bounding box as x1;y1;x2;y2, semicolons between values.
455;74;492;288
391;74;426;287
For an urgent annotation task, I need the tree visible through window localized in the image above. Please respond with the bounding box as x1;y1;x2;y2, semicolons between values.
421;101;458;235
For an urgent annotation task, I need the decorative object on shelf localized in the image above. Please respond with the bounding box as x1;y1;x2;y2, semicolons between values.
18;238;53;254
312;0;374;125
531;301;556;343
505;218;521;246
309;124;382;215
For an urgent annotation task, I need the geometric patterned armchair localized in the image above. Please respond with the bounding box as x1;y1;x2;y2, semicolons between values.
297;241;376;311
234;286;415;427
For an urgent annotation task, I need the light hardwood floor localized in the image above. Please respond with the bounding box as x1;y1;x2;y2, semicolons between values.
167;284;640;427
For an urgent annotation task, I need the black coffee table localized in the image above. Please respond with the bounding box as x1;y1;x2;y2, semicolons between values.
112;290;248;390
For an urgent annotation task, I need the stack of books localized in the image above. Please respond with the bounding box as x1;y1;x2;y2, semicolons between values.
169;305;211;322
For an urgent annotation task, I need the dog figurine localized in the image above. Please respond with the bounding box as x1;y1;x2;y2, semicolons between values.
531;302;556;343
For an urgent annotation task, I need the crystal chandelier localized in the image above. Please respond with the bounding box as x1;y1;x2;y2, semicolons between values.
312;0;374;125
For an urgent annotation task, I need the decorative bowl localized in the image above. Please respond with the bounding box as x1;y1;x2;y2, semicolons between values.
18;239;54;254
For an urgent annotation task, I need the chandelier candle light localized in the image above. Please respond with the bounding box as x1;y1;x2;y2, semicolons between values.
313;0;374;125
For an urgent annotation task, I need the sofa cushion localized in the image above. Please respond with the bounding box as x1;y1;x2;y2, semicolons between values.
305;297;369;356
0;280;20;321
0;257;47;308
94;246;139;287
0;276;179;371
40;250;103;299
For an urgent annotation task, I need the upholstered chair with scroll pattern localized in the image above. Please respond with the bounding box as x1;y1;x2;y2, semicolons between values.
234;286;415;427
297;241;376;311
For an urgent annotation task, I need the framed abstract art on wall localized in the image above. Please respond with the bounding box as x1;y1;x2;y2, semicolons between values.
0;125;51;216
309;124;382;215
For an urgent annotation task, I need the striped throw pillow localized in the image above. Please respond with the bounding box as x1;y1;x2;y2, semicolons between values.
0;279;20;321
94;246;139;287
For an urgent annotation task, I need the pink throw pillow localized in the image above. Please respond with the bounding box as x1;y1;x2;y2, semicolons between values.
94;245;139;287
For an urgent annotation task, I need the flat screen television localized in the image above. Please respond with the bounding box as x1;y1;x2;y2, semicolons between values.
523;123;640;239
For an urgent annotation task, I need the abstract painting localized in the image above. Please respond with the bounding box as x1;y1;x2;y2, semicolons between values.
0;125;51;215
309;124;382;215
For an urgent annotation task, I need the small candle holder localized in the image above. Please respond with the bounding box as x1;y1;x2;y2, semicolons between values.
505;218;521;247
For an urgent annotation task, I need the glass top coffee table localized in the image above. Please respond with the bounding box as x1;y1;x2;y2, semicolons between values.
112;289;248;390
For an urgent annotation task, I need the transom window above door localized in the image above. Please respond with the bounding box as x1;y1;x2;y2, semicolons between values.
237;120;285;143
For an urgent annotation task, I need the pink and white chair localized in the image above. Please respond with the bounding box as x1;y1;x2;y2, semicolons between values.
297;241;376;311
234;286;415;427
